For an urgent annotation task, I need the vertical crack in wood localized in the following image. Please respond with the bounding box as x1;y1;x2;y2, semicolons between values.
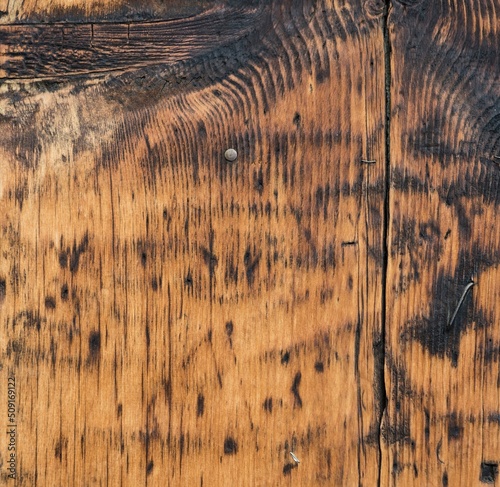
377;0;392;485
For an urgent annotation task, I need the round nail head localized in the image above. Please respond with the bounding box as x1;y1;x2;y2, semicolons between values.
224;148;238;162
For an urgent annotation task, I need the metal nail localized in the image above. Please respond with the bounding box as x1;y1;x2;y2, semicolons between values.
224;148;238;162
447;279;475;329
290;452;300;464
361;159;376;164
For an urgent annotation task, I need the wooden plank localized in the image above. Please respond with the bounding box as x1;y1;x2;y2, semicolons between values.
384;0;500;485
0;6;268;80
0;0;387;485
0;0;213;24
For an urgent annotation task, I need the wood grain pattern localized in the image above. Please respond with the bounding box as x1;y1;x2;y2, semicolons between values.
384;0;500;485
0;5;268;80
0;0;388;485
2;0;499;485
0;0;212;24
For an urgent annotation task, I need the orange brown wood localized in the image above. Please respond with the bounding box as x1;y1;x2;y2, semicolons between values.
383;1;500;485
0;0;498;486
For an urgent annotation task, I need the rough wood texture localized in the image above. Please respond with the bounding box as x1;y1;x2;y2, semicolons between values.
0;6;266;80
0;0;212;24
384;0;500;485
1;0;499;485
0;0;387;485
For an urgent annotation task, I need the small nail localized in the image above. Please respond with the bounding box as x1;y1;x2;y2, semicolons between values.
224;148;238;162
361;159;376;164
447;279;475;330
290;452;300;464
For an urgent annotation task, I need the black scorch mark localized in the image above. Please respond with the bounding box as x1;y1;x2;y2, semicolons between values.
243;247;261;286
263;397;273;413
281;350;290;365
87;331;101;364
480;462;498;483
224;437;237;455
70;233;89;273
402;250;495;366
0;278;6;303
197;394;204;417
201;247;218;277
291;372;302;408
225;321;233;348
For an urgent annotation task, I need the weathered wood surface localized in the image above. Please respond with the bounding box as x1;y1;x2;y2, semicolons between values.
0;0;387;485
0;0;211;24
0;0;498;486
384;1;500;485
0;6;267;80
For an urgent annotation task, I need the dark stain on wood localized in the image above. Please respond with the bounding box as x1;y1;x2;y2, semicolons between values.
381;421;411;445
478;338;500;364
403;269;491;366
243;247;261;287
280;350;290;365
88;331;101;363
447;413;463;441
54;441;62;461
283;463;297;476
184;270;193;290
392;455;403;476
442;471;449;487
314;361;324;373
6;339;24;363
291;371;302;409
196;394;204;418
13;183;28;210
145;324;150;349
480;462;498;484
293;112;301;127
44;296;56;310
487;413;500;424
59;250;68;269
201;246;218;278
50;337;57;368
263;397;272;413
0;277;6;303
225;321;233;348
224;256;239;285
146;460;154;476
223;437;237;455
60;284;69;301
424;409;430;443
69;233;89;273
391;168;429;195
253;167;264;194
137;242;149;267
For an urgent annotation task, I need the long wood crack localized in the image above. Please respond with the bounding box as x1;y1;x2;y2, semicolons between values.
377;0;392;485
